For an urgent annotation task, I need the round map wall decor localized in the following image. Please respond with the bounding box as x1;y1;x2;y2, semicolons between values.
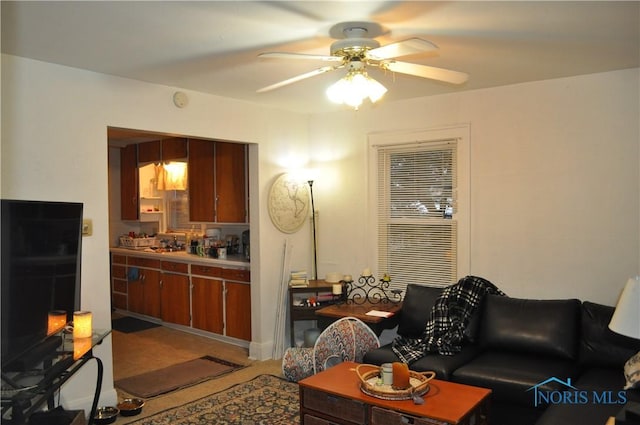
268;173;310;234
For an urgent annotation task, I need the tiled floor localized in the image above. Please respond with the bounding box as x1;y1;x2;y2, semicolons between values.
112;322;251;381
111;317;283;424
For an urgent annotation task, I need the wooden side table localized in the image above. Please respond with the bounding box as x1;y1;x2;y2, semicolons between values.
315;301;402;336
288;280;335;347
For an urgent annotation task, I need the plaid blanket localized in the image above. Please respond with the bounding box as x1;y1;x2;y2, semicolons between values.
392;275;506;363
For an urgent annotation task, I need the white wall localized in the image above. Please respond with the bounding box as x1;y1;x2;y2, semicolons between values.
1;54;312;414
2;53;639;414
308;68;640;305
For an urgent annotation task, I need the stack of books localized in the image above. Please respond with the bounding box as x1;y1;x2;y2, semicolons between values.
289;270;309;287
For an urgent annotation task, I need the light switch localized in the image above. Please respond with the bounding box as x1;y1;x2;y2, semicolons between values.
82;219;93;236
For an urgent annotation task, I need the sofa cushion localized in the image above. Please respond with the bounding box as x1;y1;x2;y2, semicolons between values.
409;344;482;380
452;351;580;406
580;301;640;368
480;295;581;360
363;342;482;380
396;284;443;338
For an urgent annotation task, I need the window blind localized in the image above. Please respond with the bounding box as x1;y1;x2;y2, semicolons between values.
376;140;458;292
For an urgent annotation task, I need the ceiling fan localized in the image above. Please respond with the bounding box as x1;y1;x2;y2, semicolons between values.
256;21;469;99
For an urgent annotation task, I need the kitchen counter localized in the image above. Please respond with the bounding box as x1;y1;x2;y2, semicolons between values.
110;247;250;268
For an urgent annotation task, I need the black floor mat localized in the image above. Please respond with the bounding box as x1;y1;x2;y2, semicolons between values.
112;316;160;333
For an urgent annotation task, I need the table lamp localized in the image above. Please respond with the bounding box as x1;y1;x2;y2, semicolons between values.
608;276;640;425
609;277;640;339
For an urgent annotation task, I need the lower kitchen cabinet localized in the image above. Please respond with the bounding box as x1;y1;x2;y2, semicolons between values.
111;255;128;310
128;267;161;318
111;252;251;342
161;272;190;326
225;282;251;341
192;276;224;334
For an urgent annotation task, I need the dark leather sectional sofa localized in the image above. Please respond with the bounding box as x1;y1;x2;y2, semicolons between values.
363;284;640;425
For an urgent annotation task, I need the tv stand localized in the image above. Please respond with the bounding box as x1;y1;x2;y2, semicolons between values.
1;330;110;425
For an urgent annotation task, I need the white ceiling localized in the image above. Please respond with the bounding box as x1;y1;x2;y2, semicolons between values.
2;1;639;114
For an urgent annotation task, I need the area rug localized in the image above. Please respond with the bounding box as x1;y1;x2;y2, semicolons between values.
127;374;299;424
115;356;245;398
112;316;161;333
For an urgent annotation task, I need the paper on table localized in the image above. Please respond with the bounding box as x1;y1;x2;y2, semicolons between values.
366;310;394;318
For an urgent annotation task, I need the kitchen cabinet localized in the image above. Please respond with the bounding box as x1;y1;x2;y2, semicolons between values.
160;260;190;326
138;138;188;163
225;281;251;341
111;255;128;310
137;140;161;163
111;251;251;342
215;142;247;223
188;139;247;223
221;267;252;341
160;272;190;326
191;265;224;334
191;272;224;334
127;257;161;318
161;137;188;160
188;139;215;221
120;144;139;220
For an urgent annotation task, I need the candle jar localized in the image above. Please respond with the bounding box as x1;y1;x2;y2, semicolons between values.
381;363;393;385
73;311;93;339
47;310;67;335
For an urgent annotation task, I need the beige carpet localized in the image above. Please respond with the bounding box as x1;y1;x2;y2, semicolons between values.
111;320;283;424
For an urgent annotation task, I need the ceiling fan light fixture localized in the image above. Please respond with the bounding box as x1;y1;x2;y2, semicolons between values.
326;69;387;109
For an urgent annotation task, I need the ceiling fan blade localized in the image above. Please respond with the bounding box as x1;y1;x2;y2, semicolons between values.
259;52;343;62
257;65;339;93
383;61;469;85
368;38;438;60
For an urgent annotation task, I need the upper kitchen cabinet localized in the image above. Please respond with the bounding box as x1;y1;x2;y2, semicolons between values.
216;142;247;223
189;140;247;223
137;140;161;163
120;143;139;220
161;138;188;161
138;138;188;164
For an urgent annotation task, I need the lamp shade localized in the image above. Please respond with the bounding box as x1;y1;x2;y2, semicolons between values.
608;277;640;339
326;70;387;109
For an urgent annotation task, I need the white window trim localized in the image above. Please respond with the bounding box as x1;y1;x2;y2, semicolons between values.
367;124;471;284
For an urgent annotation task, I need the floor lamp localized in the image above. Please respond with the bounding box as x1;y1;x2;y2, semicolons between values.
308;180;318;281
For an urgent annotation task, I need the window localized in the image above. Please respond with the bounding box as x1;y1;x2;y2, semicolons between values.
166;190;191;231
368;126;470;293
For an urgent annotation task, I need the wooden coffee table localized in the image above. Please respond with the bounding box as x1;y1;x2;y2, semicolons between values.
298;361;491;425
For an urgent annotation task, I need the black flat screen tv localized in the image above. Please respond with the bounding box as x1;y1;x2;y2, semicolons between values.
1;199;83;370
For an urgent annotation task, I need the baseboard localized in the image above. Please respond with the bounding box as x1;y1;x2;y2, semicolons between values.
249;340;274;361
60;387;117;418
